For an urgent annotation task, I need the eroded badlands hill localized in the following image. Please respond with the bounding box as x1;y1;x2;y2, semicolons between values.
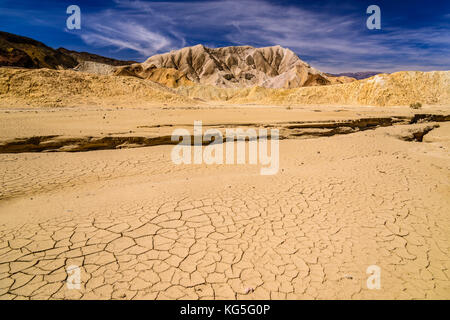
115;45;354;88
1;67;447;108
176;71;450;107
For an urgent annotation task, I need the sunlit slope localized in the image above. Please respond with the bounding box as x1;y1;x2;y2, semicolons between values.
0;68;196;107
176;71;450;106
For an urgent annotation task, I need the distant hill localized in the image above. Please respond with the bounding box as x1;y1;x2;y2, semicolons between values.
331;71;385;80
0;31;136;70
0;31;77;69
57;48;137;66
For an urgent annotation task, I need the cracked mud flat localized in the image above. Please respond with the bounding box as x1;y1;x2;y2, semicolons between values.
0;105;449;300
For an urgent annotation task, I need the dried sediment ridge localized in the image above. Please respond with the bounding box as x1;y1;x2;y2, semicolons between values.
0;68;448;108
177;71;450;106
0;68;195;108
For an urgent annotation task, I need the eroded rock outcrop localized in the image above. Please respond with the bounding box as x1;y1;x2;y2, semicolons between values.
116;45;354;88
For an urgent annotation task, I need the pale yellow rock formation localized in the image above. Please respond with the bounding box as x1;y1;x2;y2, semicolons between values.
0;68;448;108
114;66;194;88
74;61;117;76
0;67;195;108
176;71;450;106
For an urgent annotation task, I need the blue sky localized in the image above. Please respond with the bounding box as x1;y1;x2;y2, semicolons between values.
0;0;449;73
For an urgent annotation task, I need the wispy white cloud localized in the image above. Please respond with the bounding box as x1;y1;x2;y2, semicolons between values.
78;5;180;57
80;22;172;56
75;0;450;73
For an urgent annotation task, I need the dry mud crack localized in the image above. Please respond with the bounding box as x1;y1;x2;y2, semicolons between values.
0;120;449;300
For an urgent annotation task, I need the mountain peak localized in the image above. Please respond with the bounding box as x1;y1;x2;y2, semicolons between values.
123;44;352;88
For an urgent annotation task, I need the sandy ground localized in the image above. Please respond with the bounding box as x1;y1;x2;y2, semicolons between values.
1;104;449;139
0;104;449;300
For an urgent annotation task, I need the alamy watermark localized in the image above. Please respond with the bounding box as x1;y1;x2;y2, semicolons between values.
171;121;279;175
66;5;81;30
366;265;381;289
66;265;81;290
366;5;381;30
65;5;380;31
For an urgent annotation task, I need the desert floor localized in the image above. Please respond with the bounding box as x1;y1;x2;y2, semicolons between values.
0;104;449;299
